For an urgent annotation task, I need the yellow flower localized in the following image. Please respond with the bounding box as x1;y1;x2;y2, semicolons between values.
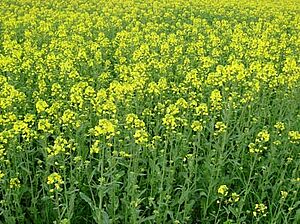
147;82;160;95
90;140;100;154
0;145;5;160
210;89;222;111
10;177;21;189
47;172;64;190
166;104;180;115
288;131;300;143
134;129;149;145
176;98;188;109
0;171;5;180
36;100;48;113
60;109;76;125
230;192;240;203
214;122;227;135
248;142;262;153
274;122;285;132
51;83;62;97
191;121;203;132
119;151;132;158
195;103;209;116
38;119;52;133
218;185;228;196
256;130;270;143
162;114;177;130
280;191;288;199
253;203;267;217
126;113;138;125
125;114;145;129
24;114;35;124
13;120;28;133
93;119;116;139
47;136;71;156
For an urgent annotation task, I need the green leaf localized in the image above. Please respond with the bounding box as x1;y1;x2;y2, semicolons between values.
79;192;94;210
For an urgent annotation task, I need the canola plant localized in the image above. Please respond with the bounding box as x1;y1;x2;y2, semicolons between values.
0;0;300;223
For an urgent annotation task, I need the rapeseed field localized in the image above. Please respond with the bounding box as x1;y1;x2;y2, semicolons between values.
0;0;300;223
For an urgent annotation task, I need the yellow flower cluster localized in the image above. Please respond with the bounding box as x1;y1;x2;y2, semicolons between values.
249;130;270;153
288;131;300;143
9;177;21;189
47;136;74;157
134;129;149;145
218;185;229;196
125;114;145;129
36;100;48;114
253;203;268;217
255;130;270;143
210;89;222;111
191;121;203;132
90;140;100;154
214;122;227;136
92;119;116;139
217;185;240;204
0;170;5;180
47;172;64;191
274;122;285;132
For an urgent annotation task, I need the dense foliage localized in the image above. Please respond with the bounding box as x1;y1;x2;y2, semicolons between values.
0;0;300;223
